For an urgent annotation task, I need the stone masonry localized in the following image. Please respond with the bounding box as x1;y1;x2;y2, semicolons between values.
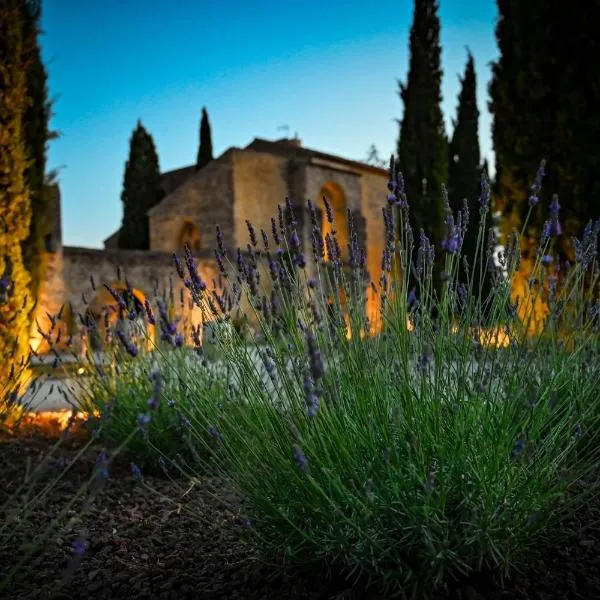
31;138;389;353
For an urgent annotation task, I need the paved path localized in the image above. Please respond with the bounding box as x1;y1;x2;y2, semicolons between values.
19;376;83;412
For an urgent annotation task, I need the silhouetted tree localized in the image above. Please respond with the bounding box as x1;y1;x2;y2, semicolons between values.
448;51;488;291
196;107;213;170
489;0;600;262
118;121;162;250
397;0;448;252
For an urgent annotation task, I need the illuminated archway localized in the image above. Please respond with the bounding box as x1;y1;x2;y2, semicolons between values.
178;221;201;252
86;283;154;351
317;182;348;263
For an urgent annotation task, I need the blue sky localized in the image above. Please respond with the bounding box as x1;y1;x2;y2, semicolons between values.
41;0;499;248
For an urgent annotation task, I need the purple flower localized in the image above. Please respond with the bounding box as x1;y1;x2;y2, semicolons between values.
293;444;309;473
116;329;138;357
215;224;226;257
137;413;151;430
261;229;269;251
478;171;491;211
418;348;433;370
72;539;88;557
529;160;546;206
246;220;258;247
148;367;164;410
394;172;409;209
512;438;525;459
208;426;222;440
144;299;156;325
306;331;324;381
441;232;460;255
131;463;142;479
184;245;207;292
271;217;281;245
541;254;553;267
0;275;10;293
306;393;320;418
173;253;185;279
407;288;418;310
323;197;333;224
290;231;300;251
546;219;562;237
546;195;562;237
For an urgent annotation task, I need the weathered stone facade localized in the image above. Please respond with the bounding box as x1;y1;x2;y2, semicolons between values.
32;138;389;353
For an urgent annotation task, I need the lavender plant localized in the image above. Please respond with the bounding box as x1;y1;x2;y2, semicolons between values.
77;337;228;471
169;160;600;597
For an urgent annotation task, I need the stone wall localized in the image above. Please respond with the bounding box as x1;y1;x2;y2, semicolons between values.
232;150;289;248
33;246;220;353
304;161;363;213
148;152;236;255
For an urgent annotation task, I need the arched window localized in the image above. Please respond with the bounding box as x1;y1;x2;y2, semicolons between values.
318;182;348;262
178;221;201;252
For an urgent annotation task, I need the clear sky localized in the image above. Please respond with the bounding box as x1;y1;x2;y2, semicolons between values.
40;0;499;249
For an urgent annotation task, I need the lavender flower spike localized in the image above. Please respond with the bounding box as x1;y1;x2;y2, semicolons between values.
528;159;546;206
546;194;562;237
293;444;309;473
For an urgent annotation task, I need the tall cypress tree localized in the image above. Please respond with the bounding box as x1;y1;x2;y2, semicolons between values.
0;0;35;389
20;0;51;324
118;121;162;250
196;107;213;171
397;0;448;251
489;0;600;261
448;51;483;283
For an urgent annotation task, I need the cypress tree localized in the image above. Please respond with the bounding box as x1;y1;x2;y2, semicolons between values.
489;0;600;262
0;0;35;390
20;0;51;323
196;107;213;171
447;51;484;286
397;0;448;251
118;121;162;250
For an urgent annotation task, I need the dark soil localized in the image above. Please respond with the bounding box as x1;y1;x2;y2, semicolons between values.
1;430;599;600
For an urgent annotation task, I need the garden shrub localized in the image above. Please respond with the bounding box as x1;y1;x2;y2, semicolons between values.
77;338;228;472
165;164;600;597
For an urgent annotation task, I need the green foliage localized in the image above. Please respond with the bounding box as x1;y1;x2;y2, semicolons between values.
118;121;163;250
0;0;35;397
78;346;226;471
489;0;600;261
20;0;51;323
196;106;213;171
397;0;448;253
174;190;600;597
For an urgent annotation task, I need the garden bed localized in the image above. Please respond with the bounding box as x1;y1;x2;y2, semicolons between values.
1;431;600;600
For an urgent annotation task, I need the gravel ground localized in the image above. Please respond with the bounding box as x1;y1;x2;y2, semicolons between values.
1;430;600;600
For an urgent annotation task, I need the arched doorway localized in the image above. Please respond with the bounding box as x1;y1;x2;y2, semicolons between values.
86;283;154;352
178;221;201;252
317;182;348;263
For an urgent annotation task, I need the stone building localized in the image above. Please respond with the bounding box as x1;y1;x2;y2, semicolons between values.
31;137;389;353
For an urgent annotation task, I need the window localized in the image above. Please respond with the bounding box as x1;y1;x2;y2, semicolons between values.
178;221;201;252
